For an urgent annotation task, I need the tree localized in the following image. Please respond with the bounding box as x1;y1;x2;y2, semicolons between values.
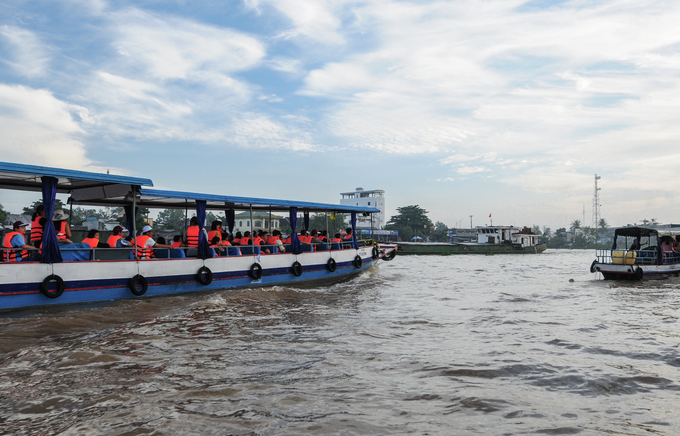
22;199;65;216
431;221;449;242
570;220;581;231
309;213;347;233
0;202;6;224
598;218;608;234
385;205;434;240
156;209;186;231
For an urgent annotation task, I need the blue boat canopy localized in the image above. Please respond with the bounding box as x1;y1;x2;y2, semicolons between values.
0;161;153;199
132;188;380;214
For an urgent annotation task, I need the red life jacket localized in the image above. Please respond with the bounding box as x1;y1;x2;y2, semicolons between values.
82;238;99;249
266;236;279;245
135;235;154;259
2;231;28;262
30;217;43;243
253;236;264;246
186;226;200;247
171;241;182;248
332;238;343;243
343;234;353;240
282;236;291;244
232;238;241;245
107;234;122;248
241;237;251;245
299;235;312;244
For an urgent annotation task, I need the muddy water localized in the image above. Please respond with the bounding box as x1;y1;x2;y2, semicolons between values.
1;250;679;435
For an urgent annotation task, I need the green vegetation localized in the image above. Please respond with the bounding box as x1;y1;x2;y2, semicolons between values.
0;202;6;224
385;205;433;241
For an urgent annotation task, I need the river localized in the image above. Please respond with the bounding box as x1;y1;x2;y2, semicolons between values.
1;250;679;435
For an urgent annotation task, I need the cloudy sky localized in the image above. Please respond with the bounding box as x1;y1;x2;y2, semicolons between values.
1;0;679;230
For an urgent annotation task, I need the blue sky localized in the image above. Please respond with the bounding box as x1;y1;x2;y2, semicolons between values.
2;0;680;230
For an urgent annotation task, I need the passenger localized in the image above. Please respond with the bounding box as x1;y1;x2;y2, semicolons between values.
255;231;270;254
266;230;285;253
221;232;232;246
210;236;224;257
281;233;292;244
2;221;38;262
332;233;343;243
107;226;129;248
30;205;45;246
171;235;184;248
208;221;223;244
82;229;101;249
233;231;243;246
241;231;251;246
343;228;353;240
52;209;72;241
185;217;208;248
319;230;328;242
661;237;674;252
136;225;173;259
299;229;312;244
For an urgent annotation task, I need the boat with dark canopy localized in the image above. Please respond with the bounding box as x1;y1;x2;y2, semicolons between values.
590;226;680;280
0;161;396;312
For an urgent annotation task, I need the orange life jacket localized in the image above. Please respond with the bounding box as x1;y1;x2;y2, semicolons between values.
186;226;200;247
107;234;122;248
332;238;343;243
220;240;231;246
253;236;264;246
54;221;69;240
3;231;28;262
135;235;154;259
266;236;279;245
171;241;182;248
30;217;43;243
299;235;312;244
82;238;99;249
343;234;353;240
241;237;251;245
282;236;291;244
208;230;221;243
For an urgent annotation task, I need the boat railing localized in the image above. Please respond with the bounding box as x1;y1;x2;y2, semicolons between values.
596;248;680;266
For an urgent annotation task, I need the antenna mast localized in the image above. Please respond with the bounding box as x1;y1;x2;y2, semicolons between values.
592;174;601;228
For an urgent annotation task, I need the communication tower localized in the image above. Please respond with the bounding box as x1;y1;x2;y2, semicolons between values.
592;174;601;228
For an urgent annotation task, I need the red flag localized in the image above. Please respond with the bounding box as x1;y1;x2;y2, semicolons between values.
489;213;492;218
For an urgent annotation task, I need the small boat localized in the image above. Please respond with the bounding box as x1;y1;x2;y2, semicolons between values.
0;161;397;312
396;226;546;255
590;226;680;280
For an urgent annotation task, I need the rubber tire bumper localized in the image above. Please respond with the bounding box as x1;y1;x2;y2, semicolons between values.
41;274;65;299
197;266;213;285
250;263;263;280
129;274;148;296
291;261;303;276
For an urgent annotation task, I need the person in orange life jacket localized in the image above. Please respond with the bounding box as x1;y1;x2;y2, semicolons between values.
52;209;72;241
136;225;173;259
319;230;329;242
298;229;311;244
210;236;224;257
171;235;184;248
343;227;353;240
3;221;39;262
107;226;129;248
310;229;323;244
281;233;292;244
30;205;46;247
255;231;270;254
332;233;343;243
82;229;101;249
266;229;285;253
232;231;242;245
241;231;252;245
185;217;208;248
219;232;231;246
208;221;223;244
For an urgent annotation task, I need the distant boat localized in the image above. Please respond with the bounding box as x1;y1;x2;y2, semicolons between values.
590;226;680;280
0;161;397;312
397;226;546;255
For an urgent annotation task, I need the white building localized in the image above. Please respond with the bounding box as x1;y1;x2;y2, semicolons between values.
340;188;385;230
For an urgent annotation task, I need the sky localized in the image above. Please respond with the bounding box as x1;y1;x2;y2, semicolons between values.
1;0;680;231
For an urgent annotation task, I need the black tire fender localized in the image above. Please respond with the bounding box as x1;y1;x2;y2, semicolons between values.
635;267;643;280
129;274;148;296
327;258;337;272
197;266;213;285
41;274;65;299
291;261;303;277
354;255;362;269
249;263;263;280
590;260;598;273
372;246;379;259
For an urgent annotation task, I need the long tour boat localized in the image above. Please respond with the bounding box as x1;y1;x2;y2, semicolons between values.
590;226;680;280
396;226;546;255
0;162;397;312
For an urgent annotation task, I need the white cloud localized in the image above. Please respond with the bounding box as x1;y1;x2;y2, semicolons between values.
257;0;345;44
0;84;91;169
0;25;50;77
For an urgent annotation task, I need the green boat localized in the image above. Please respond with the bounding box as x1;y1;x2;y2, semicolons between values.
397;226;547;255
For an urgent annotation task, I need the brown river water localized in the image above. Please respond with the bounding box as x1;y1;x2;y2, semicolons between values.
1;250;679;435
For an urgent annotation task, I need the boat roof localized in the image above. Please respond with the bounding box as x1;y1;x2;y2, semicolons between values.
614;226;680;238
0;161;380;214
0;161;153;199
72;187;380;214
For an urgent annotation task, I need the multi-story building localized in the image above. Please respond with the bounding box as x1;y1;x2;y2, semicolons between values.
340;188;385;230
233;211;285;234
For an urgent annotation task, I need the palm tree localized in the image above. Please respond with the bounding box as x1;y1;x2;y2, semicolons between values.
598;218;608;234
570;219;581;231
